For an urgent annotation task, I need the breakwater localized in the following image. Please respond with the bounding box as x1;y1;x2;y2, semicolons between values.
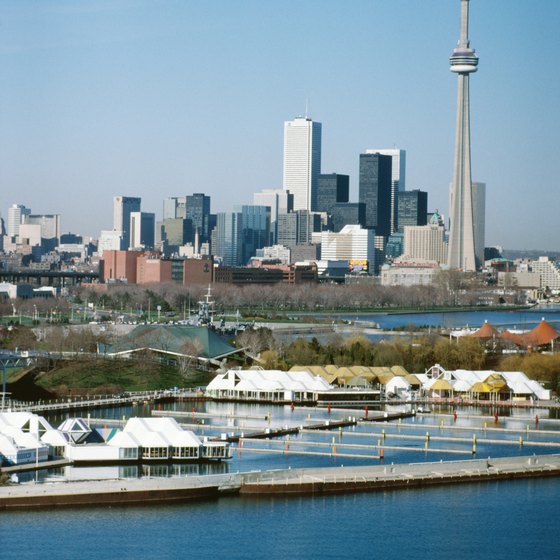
1;454;559;509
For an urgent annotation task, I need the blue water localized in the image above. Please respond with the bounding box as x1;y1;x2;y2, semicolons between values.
342;305;560;330
2;478;559;560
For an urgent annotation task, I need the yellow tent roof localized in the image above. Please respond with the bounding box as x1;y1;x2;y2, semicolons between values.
470;381;492;393
405;374;422;386
391;365;409;377
430;379;453;391
324;364;339;374
376;373;395;385
483;373;508;390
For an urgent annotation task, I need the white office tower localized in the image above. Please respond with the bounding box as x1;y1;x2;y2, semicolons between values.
7;204;31;239
447;0;478;271
98;230;123;257
113;196;141;249
283;117;322;212
471;182;485;268
403;224;448;264
253;188;293;243
365;148;406;234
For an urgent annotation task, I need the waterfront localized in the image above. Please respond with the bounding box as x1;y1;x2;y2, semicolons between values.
341;304;560;331
2;477;558;560
3;400;560;558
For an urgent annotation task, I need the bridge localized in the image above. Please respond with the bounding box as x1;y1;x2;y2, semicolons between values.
0;269;98;287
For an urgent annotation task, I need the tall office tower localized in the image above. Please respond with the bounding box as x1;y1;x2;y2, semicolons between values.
235;205;270;265
447;0;479;271
366;149;406;233
283;116;322;212
397;190;428;233
316;174;350;214
358;153;392;237
186;193;211;242
215;211;243;266
7;204;31;238
253;188;293;244
129;211;155;250
472;182;486;268
113;196;141;250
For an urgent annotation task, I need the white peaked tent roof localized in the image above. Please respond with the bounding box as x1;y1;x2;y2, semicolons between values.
107;431;141;448
166;430;202;447
124;417;183;437
453;370;489;383
386;376;411;391
42;429;71;446
0;411;54;433
207;369;333;393
133;430;172;448
10;431;41;448
453;379;473;392
0;433;18;455
501;372;550;399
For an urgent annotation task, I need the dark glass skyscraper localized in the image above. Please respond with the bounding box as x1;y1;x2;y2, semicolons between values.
397;190;428;233
358;153;392;237
316;174;349;213
186;193;211;243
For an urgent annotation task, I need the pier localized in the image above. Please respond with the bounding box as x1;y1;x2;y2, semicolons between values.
1;454;559;509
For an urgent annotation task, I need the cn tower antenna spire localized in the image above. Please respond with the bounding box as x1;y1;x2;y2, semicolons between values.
447;0;479;271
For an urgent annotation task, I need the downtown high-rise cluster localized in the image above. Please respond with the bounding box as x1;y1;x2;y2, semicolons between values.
1;0;489;287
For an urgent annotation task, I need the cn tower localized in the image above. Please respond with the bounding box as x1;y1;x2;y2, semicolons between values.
447;0;478;271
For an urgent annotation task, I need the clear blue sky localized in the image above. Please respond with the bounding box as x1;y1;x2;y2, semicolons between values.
1;0;559;250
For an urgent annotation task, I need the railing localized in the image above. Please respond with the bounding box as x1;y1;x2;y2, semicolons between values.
1;389;203;413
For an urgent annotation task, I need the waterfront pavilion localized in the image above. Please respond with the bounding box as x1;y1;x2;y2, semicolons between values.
206;369;332;403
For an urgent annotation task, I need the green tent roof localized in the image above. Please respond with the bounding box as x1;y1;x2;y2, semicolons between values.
100;325;238;360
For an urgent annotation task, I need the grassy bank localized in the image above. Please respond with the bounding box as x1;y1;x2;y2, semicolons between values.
8;358;214;400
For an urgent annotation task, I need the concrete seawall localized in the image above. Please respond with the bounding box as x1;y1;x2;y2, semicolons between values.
1;454;559;509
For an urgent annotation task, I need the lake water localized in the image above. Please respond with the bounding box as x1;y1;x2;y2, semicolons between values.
3;478;558;560
5;401;560;559
341;304;560;330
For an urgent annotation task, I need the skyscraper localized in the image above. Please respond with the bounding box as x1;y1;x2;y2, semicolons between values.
186;193;211;242
215;211;243;266
113;196;141;250
7;204;31;239
397;190;428;233
316;174;350;214
358;153;392;237
472;182;486;268
366;149;406;233
447;0;478;271
129;212;155;250
283;117;322;212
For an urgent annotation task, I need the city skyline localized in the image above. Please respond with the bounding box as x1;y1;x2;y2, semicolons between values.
1;1;559;250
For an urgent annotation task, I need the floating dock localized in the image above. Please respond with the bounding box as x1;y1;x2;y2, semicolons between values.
1;454;559;509
239;454;560;496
